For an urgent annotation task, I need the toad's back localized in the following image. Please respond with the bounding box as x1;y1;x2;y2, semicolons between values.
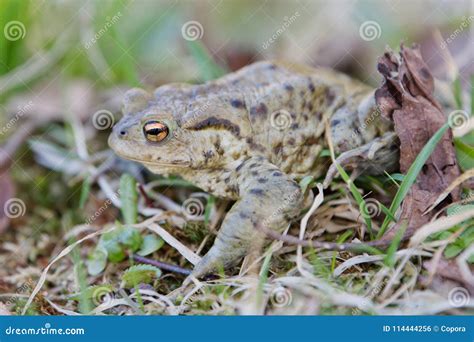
182;61;380;177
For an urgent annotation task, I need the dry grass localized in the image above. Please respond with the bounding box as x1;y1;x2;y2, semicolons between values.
1;156;472;315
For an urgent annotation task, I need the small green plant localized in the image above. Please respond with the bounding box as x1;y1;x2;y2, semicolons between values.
69;285;114;303
121;264;162;288
87;174;164;275
428;204;474;263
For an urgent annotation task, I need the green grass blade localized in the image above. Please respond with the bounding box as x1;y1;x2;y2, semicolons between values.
454;138;474;171
119;174;138;225
384;171;403;187
350;244;384;255
65;209;92;313
187;40;226;81
256;251;273;308
204;195;215;227
377;123;450;238
71;249;93;314
331;230;353;272
79;176;91;209
471;75;474;115
453;76;463;109
334;163;374;239
299;175;315;193
383;221;408;267
379;203;397;223
308;247;332;278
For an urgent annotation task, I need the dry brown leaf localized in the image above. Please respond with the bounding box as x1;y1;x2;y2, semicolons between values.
375;44;461;237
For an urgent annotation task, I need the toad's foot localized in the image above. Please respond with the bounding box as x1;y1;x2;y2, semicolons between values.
190;157;304;279
324;132;399;188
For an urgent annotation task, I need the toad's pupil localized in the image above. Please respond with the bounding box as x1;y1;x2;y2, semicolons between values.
143;121;168;142
148;127;163;134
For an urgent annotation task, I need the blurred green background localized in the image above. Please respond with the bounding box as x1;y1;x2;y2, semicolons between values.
0;0;471;97
1;0;472;177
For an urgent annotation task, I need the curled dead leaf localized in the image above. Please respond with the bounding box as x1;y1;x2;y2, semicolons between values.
375;44;461;238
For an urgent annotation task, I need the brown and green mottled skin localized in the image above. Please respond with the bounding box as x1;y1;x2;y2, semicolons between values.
109;61;397;277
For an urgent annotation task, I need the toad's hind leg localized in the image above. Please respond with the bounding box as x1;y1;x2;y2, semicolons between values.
323;131;399;187
323;92;399;187
191;157;304;278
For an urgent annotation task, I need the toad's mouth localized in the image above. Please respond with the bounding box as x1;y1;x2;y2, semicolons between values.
113;151;190;167
108;135;190;167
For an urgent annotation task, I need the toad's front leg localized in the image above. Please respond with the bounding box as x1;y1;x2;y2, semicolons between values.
191;157;304;278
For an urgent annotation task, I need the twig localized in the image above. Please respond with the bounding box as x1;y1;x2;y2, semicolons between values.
257;223;395;252
257;207;474;253
138;184;155;208
132;255;191;276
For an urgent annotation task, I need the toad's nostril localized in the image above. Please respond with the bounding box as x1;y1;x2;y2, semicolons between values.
117;128;128;138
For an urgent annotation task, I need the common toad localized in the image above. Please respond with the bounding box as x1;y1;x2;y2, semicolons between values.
109;61;398;277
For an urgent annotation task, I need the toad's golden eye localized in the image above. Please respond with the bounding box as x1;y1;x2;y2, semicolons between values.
143;121;169;142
